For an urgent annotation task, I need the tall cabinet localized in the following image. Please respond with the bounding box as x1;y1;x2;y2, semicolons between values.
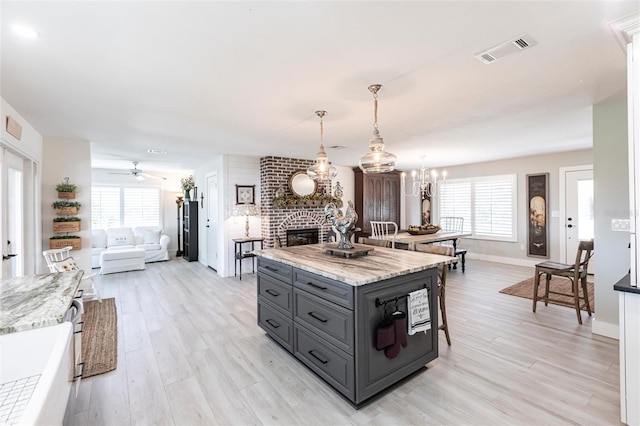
353;168;401;239
183;200;198;261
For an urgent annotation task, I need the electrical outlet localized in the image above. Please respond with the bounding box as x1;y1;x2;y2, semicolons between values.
612;219;631;232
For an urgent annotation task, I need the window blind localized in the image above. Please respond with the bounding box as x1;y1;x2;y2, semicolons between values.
92;185;161;229
91;186;121;229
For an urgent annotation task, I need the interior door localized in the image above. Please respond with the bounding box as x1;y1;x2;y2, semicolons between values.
564;168;594;271
206;173;218;271
1;149;25;278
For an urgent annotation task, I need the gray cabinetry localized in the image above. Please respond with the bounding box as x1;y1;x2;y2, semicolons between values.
257;257;438;407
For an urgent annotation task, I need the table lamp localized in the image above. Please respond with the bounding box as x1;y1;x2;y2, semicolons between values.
233;204;260;238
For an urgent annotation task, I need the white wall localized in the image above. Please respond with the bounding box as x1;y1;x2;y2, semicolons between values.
1;98;43;274
404;149;593;266
42;138;92;272
593;94;629;337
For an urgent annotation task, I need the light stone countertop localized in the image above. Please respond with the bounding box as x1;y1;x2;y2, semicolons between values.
0;271;83;335
255;243;454;286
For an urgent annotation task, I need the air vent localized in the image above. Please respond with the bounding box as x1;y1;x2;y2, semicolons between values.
328;145;347;150
475;34;537;65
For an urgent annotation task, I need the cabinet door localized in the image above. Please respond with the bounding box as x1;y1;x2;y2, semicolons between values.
354;169;401;236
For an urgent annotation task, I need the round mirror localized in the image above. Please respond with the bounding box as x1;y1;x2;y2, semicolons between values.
289;170;317;197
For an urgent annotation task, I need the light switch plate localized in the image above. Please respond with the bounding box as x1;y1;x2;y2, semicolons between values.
612;218;631;231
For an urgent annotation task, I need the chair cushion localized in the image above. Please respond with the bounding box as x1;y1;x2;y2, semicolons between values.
51;257;80;272
107;227;135;247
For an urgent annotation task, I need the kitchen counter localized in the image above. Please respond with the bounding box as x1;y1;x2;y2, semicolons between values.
0;271;83;335
255;243;453;286
255;243;448;406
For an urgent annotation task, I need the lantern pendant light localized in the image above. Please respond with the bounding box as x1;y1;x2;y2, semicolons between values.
307;110;338;182
358;84;397;173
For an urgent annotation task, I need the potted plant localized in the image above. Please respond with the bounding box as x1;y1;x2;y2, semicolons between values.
49;235;81;250
55;177;77;199
52;200;81;215
52;216;81;233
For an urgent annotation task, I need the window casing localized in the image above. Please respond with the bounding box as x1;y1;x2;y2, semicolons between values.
92;185;162;229
437;174;517;242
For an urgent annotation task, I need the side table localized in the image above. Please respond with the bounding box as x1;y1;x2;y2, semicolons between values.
233;237;264;280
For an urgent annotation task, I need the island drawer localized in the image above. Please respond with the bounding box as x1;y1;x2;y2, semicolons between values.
258;301;293;353
294;325;355;400
294;270;353;309
294;289;354;355
258;274;293;316
258;257;293;284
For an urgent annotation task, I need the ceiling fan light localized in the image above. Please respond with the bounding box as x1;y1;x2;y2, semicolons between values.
136;175;145;181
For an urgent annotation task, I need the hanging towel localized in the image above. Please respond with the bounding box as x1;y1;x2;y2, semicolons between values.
407;288;431;335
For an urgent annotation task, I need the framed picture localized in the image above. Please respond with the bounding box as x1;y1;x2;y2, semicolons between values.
527;173;549;258
236;184;255;205
421;194;432;225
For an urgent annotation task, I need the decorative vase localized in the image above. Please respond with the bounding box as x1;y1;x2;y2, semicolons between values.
184;189;191;200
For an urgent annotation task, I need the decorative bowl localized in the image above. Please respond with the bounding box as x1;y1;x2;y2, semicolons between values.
407;227;440;235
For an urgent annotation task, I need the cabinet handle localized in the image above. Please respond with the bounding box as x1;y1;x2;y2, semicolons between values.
74;289;84;299
265;266;278;272
265;319;280;329
306;281;327;290
308;350;328;364
74;321;85;334
307;311;328;323
73;362;85;380
265;289;280;297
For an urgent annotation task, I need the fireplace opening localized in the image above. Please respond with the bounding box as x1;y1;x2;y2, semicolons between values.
287;228;319;247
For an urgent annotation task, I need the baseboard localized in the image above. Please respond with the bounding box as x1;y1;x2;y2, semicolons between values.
467;253;539;268
592;318;619;339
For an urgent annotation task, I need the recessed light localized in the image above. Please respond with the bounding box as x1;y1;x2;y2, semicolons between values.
147;149;167;154
12;25;40;39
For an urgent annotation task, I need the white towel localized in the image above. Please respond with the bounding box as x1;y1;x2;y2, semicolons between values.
407;288;431;335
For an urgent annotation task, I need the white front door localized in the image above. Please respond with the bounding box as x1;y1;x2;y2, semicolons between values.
561;167;594;269
206;173;218;271
1;149;25;278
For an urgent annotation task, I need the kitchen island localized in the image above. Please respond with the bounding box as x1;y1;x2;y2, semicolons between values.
255;243;453;407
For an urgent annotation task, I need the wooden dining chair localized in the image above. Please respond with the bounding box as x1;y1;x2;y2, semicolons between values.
359;237;391;248
532;239;594;324
370;221;398;248
414;243;454;345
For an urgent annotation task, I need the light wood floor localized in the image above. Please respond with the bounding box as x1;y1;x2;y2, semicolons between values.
71;258;621;426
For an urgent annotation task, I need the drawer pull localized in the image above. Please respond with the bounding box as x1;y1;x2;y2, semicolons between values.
73;362;85;380
265;319;281;329
307;311;328;323
308;350;329;364
265;289;280;297
74;289;84;299
264;265;279;272
74;321;85;334
306;281;327;290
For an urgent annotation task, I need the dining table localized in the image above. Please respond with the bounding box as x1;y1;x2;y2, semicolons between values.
389;230;472;252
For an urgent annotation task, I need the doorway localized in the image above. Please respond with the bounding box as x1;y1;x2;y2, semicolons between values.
560;166;594;268
206;173;218;271
1;149;25;278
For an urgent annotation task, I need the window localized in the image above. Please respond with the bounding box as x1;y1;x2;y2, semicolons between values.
92;185;162;229
437;174;517;241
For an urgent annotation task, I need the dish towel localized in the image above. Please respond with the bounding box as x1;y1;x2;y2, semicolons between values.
407;288;431;335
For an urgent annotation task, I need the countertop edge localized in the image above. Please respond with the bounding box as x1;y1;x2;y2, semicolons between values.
613;273;640;294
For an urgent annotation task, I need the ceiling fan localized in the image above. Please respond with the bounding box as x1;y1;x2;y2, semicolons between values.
110;161;167;181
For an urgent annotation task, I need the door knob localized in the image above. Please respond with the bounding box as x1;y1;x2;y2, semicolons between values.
2;254;17;261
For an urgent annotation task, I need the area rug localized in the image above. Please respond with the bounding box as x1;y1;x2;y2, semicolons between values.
499;276;594;312
81;297;117;378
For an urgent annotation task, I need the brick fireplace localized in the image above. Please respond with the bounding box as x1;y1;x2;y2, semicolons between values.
260;156;333;248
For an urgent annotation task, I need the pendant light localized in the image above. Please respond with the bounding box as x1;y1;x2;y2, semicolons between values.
307;110;338;182
359;84;397;173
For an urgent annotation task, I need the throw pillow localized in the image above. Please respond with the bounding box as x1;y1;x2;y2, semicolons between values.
51;257;80;272
143;229;161;244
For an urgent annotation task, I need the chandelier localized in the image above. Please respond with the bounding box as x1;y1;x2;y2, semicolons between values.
307;110;338;182
401;156;447;198
359;84;397;173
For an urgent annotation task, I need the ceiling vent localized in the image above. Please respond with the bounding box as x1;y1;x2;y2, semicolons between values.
475;34;537;65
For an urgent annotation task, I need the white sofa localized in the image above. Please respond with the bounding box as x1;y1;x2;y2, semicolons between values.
91;227;170;269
